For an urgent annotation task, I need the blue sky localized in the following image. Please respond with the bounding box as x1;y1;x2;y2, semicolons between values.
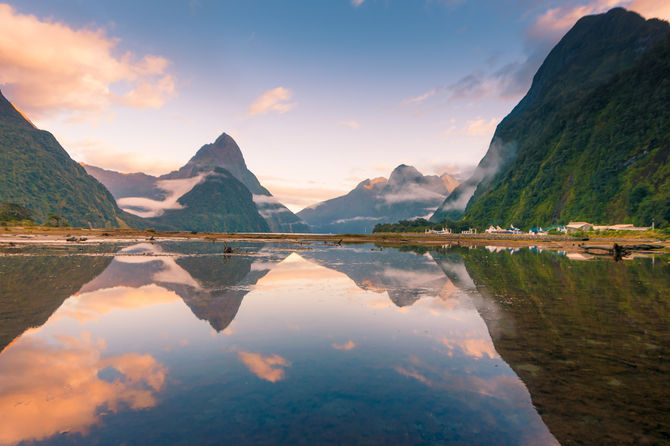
1;0;667;210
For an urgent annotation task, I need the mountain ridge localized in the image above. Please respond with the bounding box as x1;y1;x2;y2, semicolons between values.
298;164;457;233
432;7;670;223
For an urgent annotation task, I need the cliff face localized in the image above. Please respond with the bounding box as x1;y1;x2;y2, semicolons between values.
433;8;670;226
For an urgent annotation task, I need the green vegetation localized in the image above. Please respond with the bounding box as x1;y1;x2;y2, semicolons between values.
147;168;270;233
433;9;670;229
0;89;143;228
373;217;475;233
0;203;34;225
466;35;670;228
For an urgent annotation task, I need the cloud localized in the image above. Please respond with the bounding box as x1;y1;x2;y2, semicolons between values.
0;4;176;119
465;118;499;136
255;176;350;212
117;173;208;218
530;0;624;40
332;340;356;351
72;138;181;175
247;87;297;116
338;120;360;130
381;183;447;205
403;1;670;112
629;0;670;20
238;351;291;382
443;117;499;138
351;0;364;7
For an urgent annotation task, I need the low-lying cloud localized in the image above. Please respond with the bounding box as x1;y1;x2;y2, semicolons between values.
118;173;208;218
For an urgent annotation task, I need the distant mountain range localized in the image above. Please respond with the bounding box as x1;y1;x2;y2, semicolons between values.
433;8;670;228
298;164;457;233
85;133;309;233
0;89;144;228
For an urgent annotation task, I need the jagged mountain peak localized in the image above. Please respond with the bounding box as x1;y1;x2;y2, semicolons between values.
190;132;247;171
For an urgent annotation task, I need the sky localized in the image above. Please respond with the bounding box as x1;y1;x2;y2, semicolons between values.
0;0;668;212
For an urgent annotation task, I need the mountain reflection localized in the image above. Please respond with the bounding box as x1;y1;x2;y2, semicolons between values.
0;242;566;445
440;247;670;446
0;255;112;353
302;246;451;307
79;242;289;332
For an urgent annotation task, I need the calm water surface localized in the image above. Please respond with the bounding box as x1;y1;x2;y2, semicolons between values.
0;242;668;445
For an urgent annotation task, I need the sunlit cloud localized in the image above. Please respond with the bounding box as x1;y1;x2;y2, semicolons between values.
0;334;167;445
338;120;360;130
238;351;291;382
530;0;625;40
72;138;182;176
247;87;297;116
443;117;499;139
351;0;365;7
0;4;176;120
332;340;356;351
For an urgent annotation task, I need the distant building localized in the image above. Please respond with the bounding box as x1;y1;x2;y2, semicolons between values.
566;222;593;232
425;228;452;235
461;228;477;234
528;227;547;235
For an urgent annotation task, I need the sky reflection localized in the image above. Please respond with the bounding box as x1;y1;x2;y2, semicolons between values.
0;243;559;445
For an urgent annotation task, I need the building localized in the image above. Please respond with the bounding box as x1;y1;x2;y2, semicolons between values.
566;222;593;232
425;228;452;235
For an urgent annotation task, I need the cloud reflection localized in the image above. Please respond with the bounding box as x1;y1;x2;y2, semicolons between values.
0;334;167;445
238;351;291;383
332;340;356;351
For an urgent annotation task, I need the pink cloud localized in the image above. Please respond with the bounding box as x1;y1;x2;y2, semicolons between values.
0;4;176;119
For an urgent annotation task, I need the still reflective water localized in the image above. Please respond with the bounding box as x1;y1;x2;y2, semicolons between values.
0;242;668;445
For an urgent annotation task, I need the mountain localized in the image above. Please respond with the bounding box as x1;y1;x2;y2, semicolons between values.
432;8;670;226
298;165;457;233
147;167;270;232
0;89;143;227
85;133;309;233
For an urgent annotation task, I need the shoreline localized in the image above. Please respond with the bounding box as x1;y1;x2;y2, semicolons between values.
1;226;668;254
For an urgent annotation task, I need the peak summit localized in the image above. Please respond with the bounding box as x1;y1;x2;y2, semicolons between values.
191;132;247;170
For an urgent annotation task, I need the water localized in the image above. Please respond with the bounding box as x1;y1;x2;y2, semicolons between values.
0;242;668;445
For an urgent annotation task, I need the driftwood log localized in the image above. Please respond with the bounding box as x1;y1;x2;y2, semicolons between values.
582;243;662;260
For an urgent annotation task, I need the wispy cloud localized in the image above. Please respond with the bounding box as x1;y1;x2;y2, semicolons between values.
338;120;360;130
403;0;670;112
118;173;208;218
0;4;176;120
351;0;364;7
530;0;624;40
443;117;500;138
247;87;297;116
